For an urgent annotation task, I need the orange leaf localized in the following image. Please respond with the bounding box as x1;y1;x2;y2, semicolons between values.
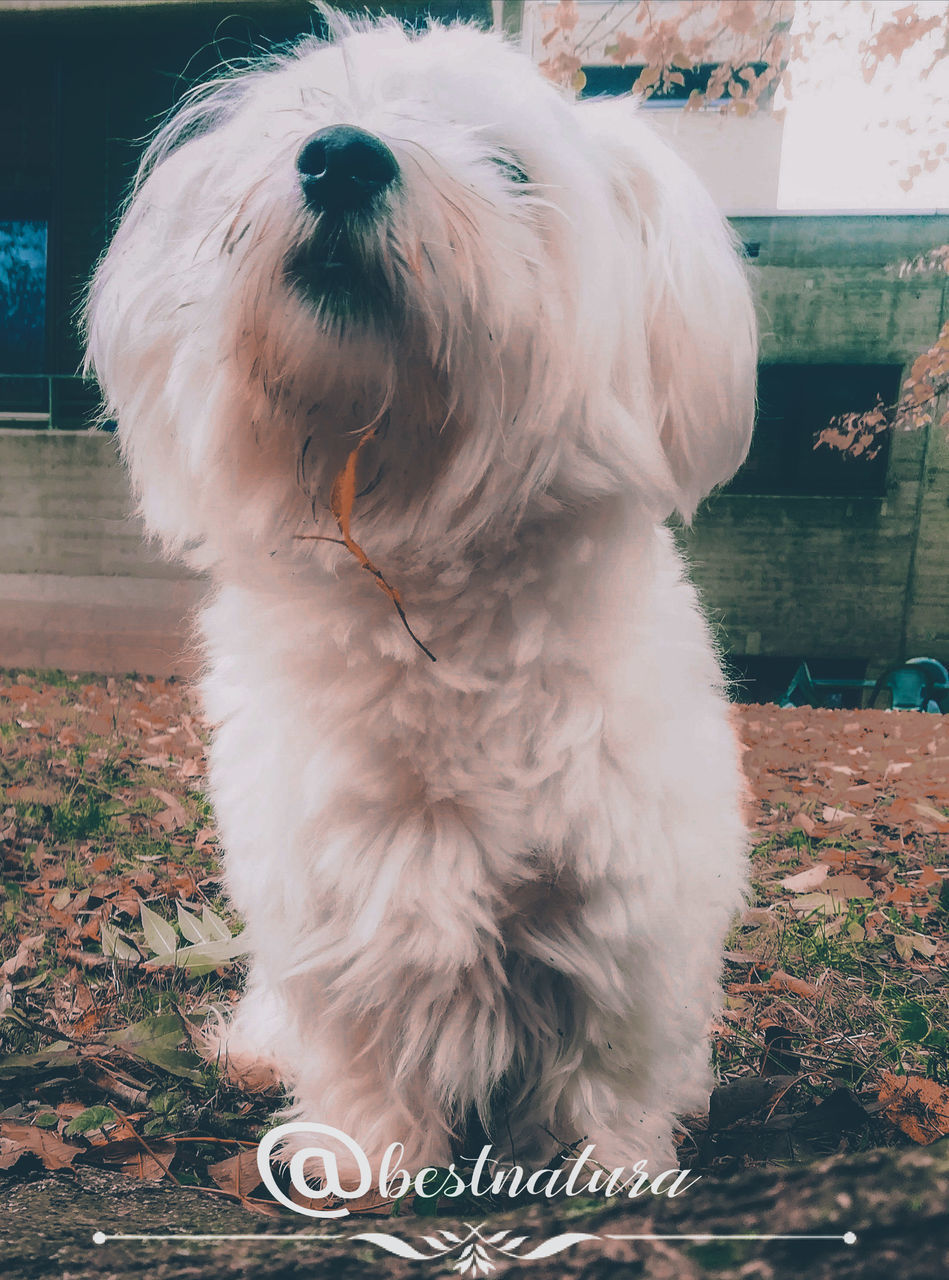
208;1149;264;1199
0;1122;80;1172
90;1137;177;1182
879;1072;949;1145
792;812;817;838
327;431;436;663
769;969;819;1000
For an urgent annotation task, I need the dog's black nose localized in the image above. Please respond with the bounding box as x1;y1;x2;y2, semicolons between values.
297;125;399;214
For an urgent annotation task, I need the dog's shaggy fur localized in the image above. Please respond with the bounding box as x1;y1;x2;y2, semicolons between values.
85;13;756;1173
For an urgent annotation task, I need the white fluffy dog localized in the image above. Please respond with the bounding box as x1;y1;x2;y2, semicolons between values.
85;12;756;1177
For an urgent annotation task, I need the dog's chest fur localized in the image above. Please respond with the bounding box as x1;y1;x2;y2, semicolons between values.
199;511;713;940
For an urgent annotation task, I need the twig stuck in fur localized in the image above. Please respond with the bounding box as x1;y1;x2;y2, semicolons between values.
298;430;437;663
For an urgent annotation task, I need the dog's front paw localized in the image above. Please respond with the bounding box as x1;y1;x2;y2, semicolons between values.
198;999;286;1092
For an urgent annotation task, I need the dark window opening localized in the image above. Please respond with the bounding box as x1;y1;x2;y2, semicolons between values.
0;374;101;431
578;62;768;104
726;363;901;497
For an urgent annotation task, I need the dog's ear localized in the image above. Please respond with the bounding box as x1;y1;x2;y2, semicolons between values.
578;99;757;520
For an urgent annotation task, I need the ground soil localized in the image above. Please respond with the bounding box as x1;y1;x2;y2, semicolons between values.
1;1140;947;1279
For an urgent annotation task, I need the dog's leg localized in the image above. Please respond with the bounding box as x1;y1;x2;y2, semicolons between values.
269;891;510;1174
200;968;294;1093
500;871;726;1172
279;965;485;1177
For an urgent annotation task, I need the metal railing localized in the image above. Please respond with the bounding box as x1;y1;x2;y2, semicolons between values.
0;373;104;431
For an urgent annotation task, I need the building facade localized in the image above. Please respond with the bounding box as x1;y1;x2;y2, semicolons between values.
0;1;946;691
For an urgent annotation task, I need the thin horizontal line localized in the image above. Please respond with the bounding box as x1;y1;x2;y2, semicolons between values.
93;1233;344;1243
93;1230;856;1245
607;1233;856;1242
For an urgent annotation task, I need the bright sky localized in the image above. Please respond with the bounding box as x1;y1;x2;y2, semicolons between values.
777;0;949;210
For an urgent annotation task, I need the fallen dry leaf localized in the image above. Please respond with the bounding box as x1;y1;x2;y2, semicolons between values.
791;891;849;918
821;805;858;826
208;1148;264;1199
1;933;44;978
150;788;187;831
821;873;876;901
769;969;820;1000
88;1137;177;1182
0;1122;80;1172
782;864;829;893
893;932;938;961
879;1072;949;1144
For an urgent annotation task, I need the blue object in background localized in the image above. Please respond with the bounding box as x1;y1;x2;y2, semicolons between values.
0;220;47;374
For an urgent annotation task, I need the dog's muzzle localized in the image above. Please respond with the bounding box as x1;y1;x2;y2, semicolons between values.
297;126;399;216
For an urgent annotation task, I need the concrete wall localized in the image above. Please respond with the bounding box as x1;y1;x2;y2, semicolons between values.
0;431;203;675
677;214;949;676
737;216;947;364
678;428;944;669
905;425;949;659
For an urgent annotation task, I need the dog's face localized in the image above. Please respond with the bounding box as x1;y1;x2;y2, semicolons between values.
86;16;756;564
